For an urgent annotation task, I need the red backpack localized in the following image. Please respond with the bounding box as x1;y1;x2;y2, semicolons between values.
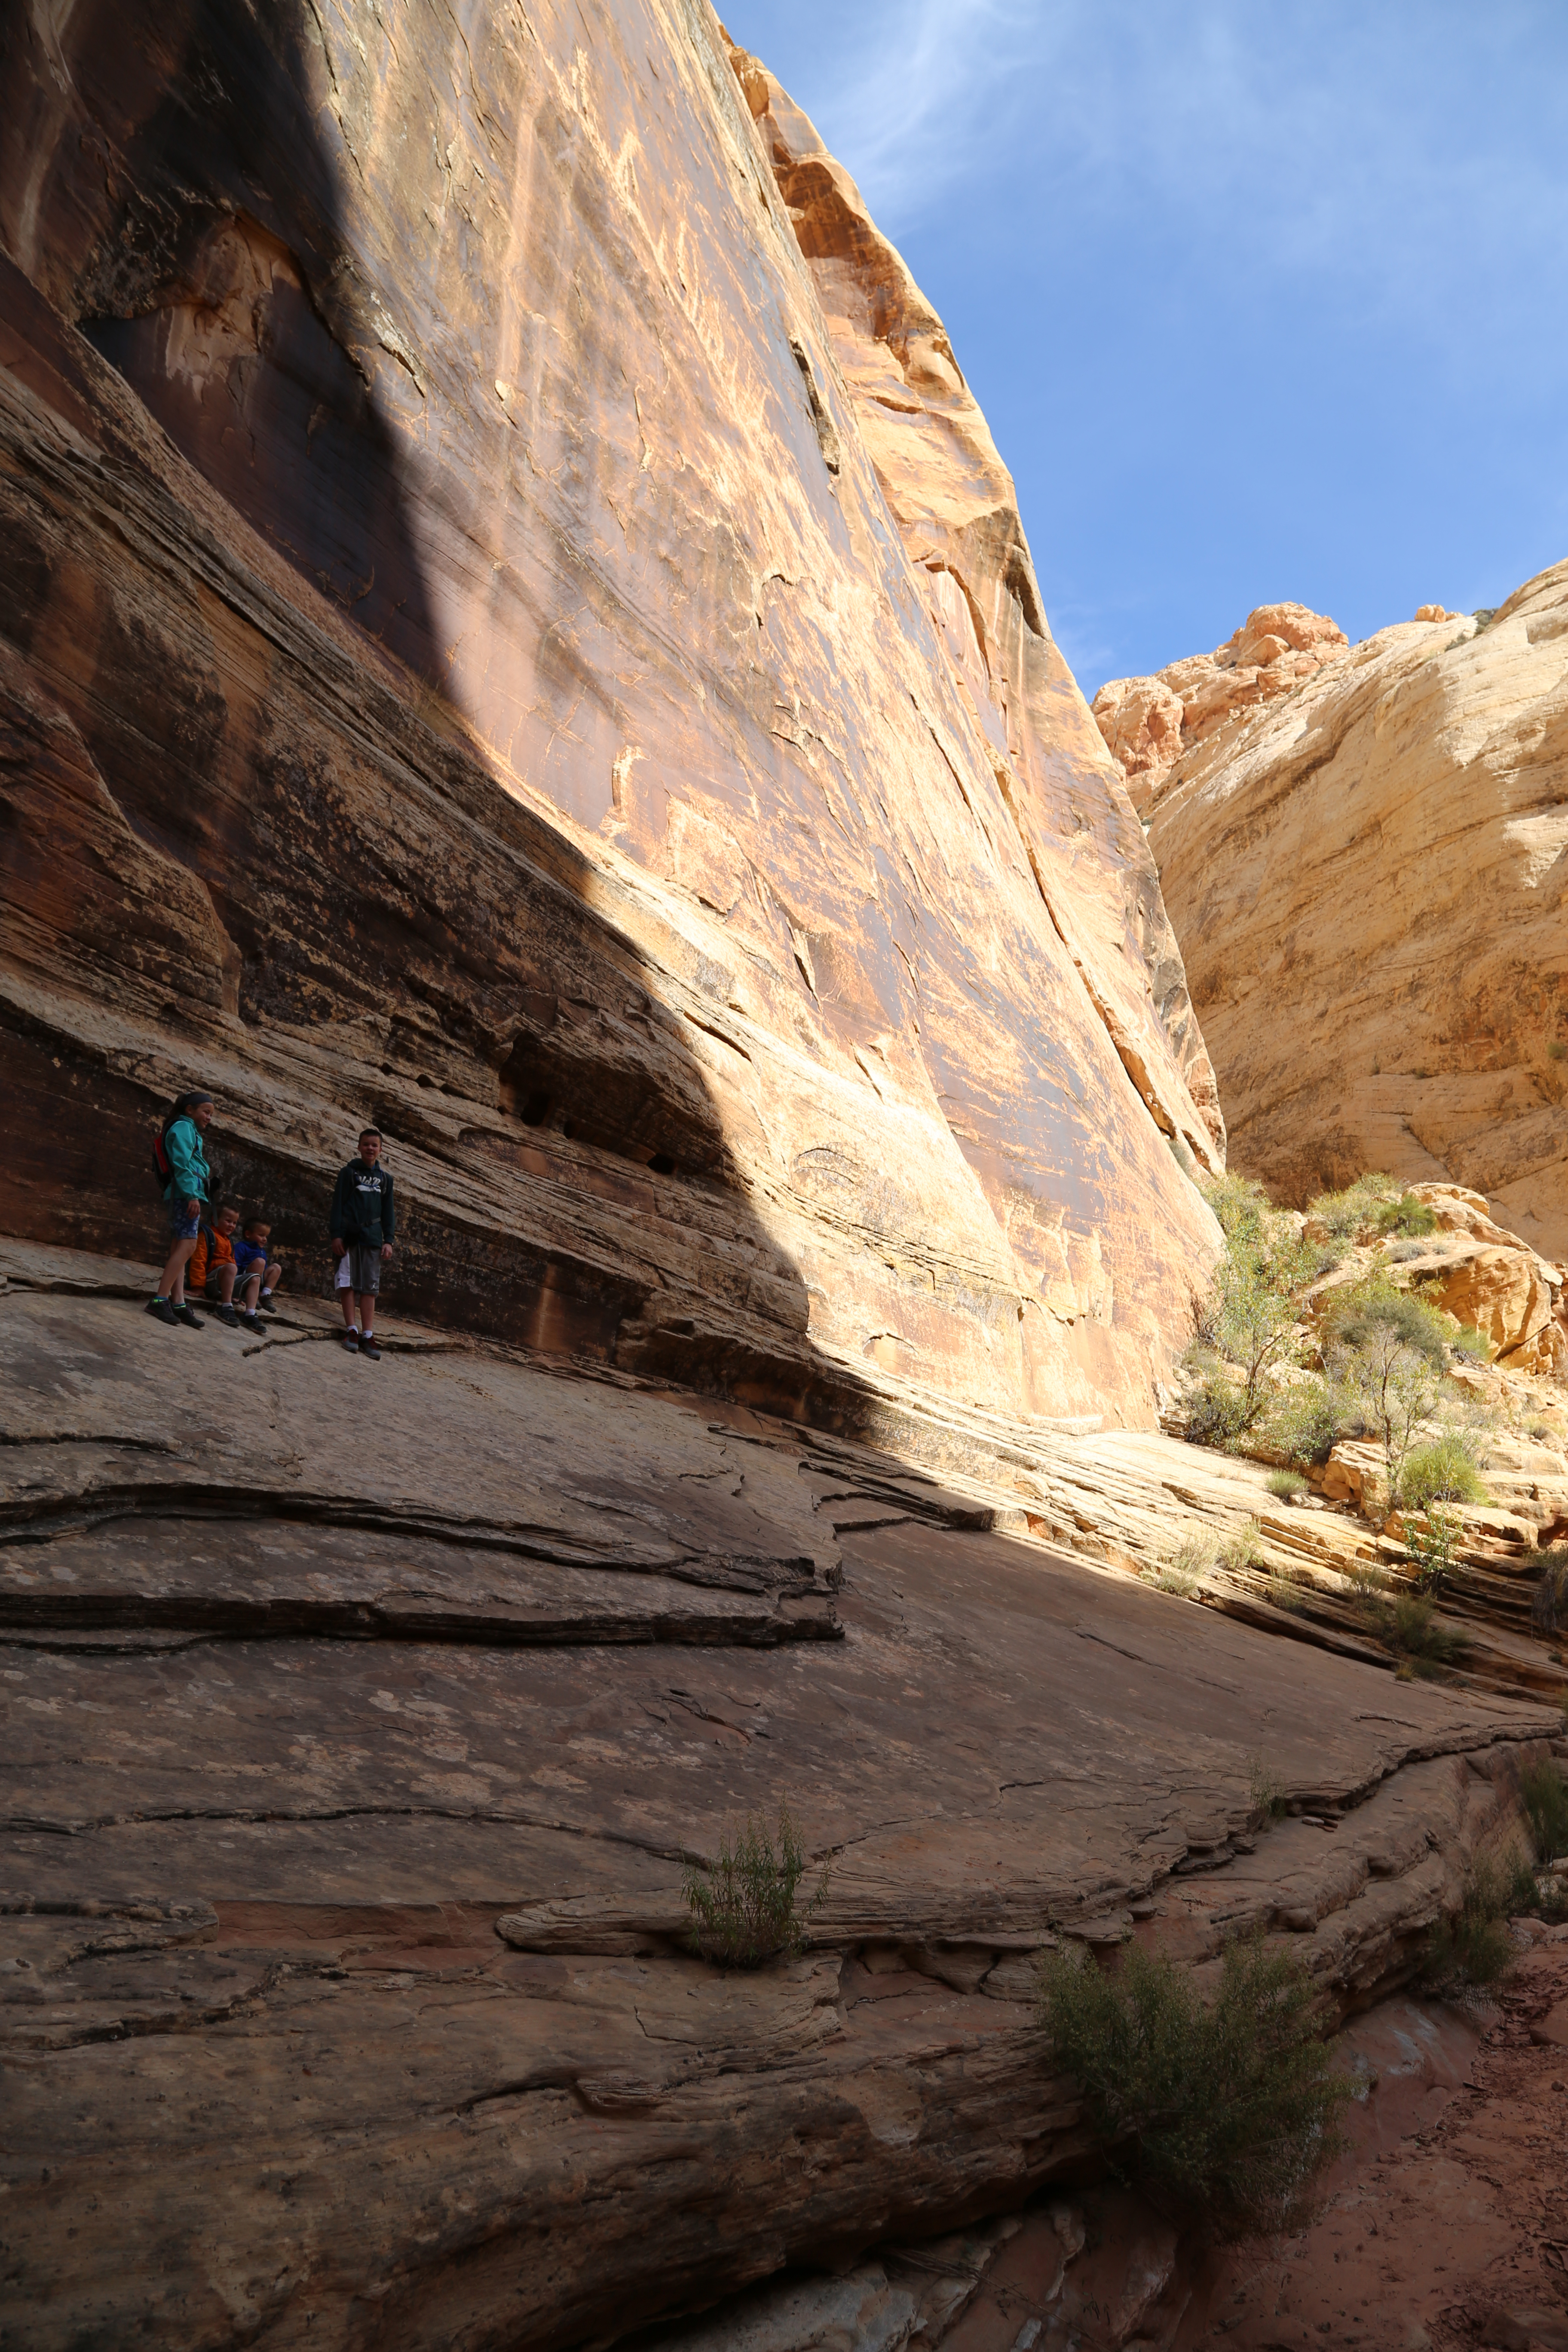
152;1127;173;1193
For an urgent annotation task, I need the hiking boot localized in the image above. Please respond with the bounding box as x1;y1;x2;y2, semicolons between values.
343;1328;359;1353
173;1304;205;1329
257;1295;278;1314
146;1296;178;1327
215;1302;239;1327
361;1336;381;1361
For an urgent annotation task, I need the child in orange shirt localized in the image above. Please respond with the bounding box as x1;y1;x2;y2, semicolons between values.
187;1204;244;1329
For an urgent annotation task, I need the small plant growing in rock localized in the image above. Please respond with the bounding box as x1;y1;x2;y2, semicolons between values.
1521;1755;1568;1864
1263;1569;1308;1614
683;1807;828;1968
1259;1374;1347;1468
1038;1932;1351;2239
1402;1501;1463;1596
1265;1468;1309;1501
1374;1193;1439;1239
1217;1518;1265;1574
1183;1363;1250;1450
1399;1433;1489;1515
1528;1550;1568;1638
1147;1537;1210;1597
1420;1852;1524;1998
1248;1755;1289;1823
1351;1574;1467;1673
1305;1172;1397;1244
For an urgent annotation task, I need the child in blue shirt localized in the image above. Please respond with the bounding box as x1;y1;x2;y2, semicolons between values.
232;1217;285;1320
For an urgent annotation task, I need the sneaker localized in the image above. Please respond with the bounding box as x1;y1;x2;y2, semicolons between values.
361;1336;381;1361
173;1303;205;1329
240;1311;263;1335
146;1296;178;1327
215;1302;239;1327
343;1328;359;1353
258;1295;278;1314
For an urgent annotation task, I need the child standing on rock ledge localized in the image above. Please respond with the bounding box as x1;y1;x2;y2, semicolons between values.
329;1127;395;1361
147;1089;215;1329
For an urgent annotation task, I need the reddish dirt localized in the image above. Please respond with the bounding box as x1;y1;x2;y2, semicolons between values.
1179;1933;1568;2350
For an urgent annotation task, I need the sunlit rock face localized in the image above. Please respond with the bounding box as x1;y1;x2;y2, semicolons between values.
1139;571;1568;1262
0;0;1221;1430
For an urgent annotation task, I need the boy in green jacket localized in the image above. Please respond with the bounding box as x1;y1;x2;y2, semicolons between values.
148;1090;215;1329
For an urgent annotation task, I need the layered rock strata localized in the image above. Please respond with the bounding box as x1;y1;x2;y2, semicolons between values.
1123;573;1568;1258
3;1258;1557;2347
0;0;1221;1435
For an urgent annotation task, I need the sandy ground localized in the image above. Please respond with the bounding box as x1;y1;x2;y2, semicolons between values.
1178;1932;1568;2350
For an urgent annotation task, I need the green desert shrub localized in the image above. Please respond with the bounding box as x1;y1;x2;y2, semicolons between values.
1259;1375;1346;1468
1521;1756;1568;1865
1324;1276;1450;1367
683;1808;828;1968
1200;1172;1274;1253
1305;1172;1397;1243
1399;1433;1489;1514
1265;1468;1309;1500
1038;1934;1351;2239
1185;1367;1250;1451
1192;1204;1315;1436
1528;1551;1568;1638
1401;1501;1464;1596
1420;1853;1523;1996
1323;1278;1452;1508
1374;1193;1440;1239
1353;1579;1467;1672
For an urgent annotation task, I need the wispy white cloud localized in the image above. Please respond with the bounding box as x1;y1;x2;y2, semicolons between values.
743;0;1568;384
788;0;1045;224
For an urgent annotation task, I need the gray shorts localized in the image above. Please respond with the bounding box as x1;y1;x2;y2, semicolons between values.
344;1243;382;1295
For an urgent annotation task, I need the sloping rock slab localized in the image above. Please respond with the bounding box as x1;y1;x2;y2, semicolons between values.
3;1288;1558;2350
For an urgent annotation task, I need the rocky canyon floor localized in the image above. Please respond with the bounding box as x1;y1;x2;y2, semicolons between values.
3;1240;1564;2348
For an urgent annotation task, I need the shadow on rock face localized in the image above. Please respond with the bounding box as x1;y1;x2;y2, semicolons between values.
0;0;1230;1439
0;0;839;1401
20;0;445;685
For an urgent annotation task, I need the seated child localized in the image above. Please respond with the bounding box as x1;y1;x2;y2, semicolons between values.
187;1204;242;1328
232;1217;284;1319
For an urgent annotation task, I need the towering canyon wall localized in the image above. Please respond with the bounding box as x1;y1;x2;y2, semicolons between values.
1104;575;1568;1261
0;0;1220;1432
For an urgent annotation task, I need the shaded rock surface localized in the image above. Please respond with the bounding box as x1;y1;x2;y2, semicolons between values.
1;1254;1560;2346
1135;570;1568;1259
609;1945;1568;2350
0;0;1220;1435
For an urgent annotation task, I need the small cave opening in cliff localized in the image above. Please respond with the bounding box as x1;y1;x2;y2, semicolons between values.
498;1037;682;1177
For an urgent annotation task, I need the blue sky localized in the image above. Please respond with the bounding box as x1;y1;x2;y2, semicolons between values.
722;0;1568;695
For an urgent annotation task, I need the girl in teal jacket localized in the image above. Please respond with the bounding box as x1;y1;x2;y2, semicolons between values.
149;1090;215;1329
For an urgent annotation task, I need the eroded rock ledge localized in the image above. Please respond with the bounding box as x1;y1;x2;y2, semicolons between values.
1;1256;1556;2348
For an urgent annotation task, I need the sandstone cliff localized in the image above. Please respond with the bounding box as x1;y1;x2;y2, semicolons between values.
1109;576;1568;1261
0;0;1222;1437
